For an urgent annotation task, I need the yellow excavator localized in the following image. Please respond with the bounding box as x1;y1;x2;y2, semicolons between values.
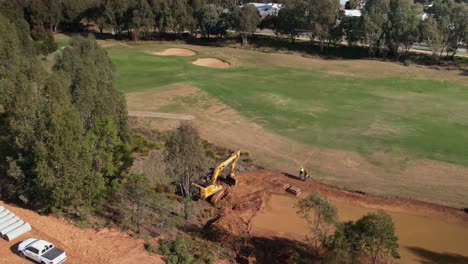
192;149;240;203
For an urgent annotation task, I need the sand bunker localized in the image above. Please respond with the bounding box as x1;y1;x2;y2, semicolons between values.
152;48;196;57
192;58;231;68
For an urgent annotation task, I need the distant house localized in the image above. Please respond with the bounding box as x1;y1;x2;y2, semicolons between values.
246;3;282;16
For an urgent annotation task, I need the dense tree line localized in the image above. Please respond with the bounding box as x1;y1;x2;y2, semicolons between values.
262;0;467;58
0;9;131;212
1;0;261;44
2;0;466;57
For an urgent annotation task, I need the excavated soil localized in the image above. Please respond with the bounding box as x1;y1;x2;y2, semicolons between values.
152;48;196;56
192;58;231;68
0;202;165;264
207;170;468;263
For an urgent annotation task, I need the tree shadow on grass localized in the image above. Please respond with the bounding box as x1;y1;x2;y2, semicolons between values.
407;247;468;264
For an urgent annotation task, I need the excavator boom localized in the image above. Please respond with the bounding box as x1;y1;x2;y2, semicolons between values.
210;149;240;185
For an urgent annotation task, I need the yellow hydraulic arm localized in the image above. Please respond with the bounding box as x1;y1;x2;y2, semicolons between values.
192;149;241;201
209;149;241;186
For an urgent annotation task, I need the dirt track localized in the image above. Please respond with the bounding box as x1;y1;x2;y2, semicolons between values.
129;111;195;120
208;170;468;263
0;202;164;264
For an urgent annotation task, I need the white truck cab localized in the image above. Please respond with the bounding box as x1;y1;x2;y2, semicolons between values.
18;238;67;264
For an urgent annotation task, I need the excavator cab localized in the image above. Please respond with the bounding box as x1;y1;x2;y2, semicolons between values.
192;150;241;203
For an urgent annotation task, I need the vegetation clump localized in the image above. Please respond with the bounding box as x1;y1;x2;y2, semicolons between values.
0;12;131;213
297;194;400;263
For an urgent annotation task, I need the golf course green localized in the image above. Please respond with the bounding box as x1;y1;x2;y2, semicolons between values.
105;45;468;166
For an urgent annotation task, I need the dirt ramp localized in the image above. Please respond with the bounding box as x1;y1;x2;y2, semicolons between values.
204;171;286;261
152;48;196;56
192;58;231;68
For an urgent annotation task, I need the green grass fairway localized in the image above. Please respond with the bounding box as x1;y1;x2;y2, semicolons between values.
106;45;468;166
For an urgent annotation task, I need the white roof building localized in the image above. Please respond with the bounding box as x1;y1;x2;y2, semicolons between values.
247;3;283;16
344;9;362;17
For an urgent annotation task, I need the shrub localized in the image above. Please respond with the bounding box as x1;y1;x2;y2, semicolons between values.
154;183;175;193
159;240;173;256
132;134;163;153
145;242;158;254
327;210;399;264
403;59;412;66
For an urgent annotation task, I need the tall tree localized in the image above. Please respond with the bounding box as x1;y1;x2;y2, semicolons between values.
54;36;129;137
232;4;261;45
325;221;361;264
420;16;445;60
29;0;63;31
446;3;467;57
362;0;390;56
103;0;135;35
54;36;132;186
274;7;302;43
427;0;467;57
327;211;400;263
340;16;363;47
354;210;400;264
387;0;422;56
171;0;194;35
195;4;222;38
310;0;341;52
0;15;43;204
296;193;338;257
131;0;155;38
33;75;99;210
165;122;207;219
120;174;154;233
153;0;174;33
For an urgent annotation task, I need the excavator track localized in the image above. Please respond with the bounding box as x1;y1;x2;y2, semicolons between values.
211;189;225;204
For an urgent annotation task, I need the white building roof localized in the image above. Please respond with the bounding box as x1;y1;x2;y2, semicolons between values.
344;9;362;17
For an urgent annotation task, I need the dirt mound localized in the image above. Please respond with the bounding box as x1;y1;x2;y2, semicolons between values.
204;171;287;261
192;58;231;68
0;202;164;264
152;48;196;56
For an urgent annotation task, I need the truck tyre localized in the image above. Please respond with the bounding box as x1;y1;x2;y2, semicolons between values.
19;251;25;258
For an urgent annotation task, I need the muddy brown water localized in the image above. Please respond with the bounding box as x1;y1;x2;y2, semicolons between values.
251;194;468;264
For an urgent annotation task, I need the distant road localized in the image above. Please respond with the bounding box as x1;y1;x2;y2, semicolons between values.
254;29;467;54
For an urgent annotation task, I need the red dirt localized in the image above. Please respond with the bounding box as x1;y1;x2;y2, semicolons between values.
0;202;165;264
206;170;468;262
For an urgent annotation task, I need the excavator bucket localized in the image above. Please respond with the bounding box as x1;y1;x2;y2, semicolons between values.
225;175;238;186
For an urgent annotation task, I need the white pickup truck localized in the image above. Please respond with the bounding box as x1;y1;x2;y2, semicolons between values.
17;238;67;264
